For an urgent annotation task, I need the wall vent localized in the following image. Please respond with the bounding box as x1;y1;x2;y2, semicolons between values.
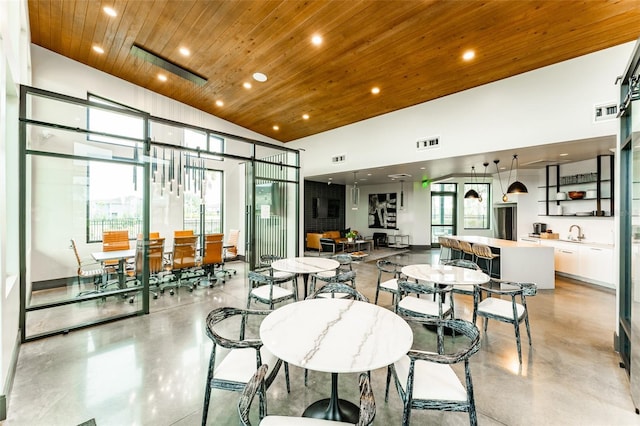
331;154;346;163
416;136;440;150
594;102;618;122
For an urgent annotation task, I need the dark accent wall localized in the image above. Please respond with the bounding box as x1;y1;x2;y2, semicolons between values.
304;180;346;234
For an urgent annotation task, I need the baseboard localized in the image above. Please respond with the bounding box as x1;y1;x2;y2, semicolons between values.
0;329;21;420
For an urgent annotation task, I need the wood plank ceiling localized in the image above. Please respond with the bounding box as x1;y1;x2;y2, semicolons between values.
28;0;640;143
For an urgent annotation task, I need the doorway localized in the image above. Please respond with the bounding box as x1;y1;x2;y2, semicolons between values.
430;183;458;246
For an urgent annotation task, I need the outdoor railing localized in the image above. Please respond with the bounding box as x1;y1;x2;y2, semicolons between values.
88;218;221;242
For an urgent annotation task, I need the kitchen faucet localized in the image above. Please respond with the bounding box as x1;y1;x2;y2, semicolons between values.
569;224;585;241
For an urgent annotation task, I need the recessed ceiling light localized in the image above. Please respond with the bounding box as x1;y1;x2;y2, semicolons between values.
420;167;426;170
462;50;475;61
559;153;569;156
273;125;279;131
253;72;267;82
243;82;252;89
302;114;310;120
215;100;224;107
158;74;167;82
311;34;323;46
179;47;190;56
92;45;104;54
371;87;380;95
103;6;117;17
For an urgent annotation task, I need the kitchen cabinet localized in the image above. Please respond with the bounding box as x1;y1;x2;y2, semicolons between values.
578;245;614;288
538;155;614;217
553;242;579;275
537;239;614;287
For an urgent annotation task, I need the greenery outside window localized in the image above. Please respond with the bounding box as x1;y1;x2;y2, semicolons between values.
463;183;490;229
87;95;144;242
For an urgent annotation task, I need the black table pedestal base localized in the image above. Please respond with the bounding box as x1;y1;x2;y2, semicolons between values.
302;372;359;423
302;398;359;423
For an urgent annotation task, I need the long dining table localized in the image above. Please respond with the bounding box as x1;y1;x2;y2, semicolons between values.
260;298;413;423
270;257;340;299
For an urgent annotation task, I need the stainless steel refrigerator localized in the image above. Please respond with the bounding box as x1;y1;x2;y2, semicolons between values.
494;204;517;241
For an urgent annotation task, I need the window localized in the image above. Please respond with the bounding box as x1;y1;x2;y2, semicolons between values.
183;169;223;234
463;183;490;229
87;95;144;242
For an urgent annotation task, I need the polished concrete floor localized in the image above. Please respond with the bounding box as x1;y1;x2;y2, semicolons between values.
6;249;640;425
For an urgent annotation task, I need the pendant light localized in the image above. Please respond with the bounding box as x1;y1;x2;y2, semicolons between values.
351;171;360;210
478;162;489;202
494;159;508;202
400;180;405;209
464;166;480;199
506;154;528;195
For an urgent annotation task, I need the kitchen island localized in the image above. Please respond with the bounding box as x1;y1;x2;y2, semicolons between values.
451;235;555;289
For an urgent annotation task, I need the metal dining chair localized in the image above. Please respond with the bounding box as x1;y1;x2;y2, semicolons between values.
239;364;375;426
385;317;481;426
473;279;537;364
202;307;290;426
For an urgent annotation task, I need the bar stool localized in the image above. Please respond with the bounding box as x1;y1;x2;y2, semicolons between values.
449;238;461;259
458;240;475;261
472;243;500;277
438;237;452;262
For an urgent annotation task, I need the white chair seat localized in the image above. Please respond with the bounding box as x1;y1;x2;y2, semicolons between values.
261;416;352;425
398;295;452;317
394;354;467;402
452;284;474;294
317;292;351;299
272;271;295;280
214;347;278;383
380;278;398;291
477;297;524;320
315;270;337;279
251;285;294;300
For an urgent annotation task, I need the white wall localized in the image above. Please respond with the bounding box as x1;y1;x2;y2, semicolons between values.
0;0;31;416
292;43;634;247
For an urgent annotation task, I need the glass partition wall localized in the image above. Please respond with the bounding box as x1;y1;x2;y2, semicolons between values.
19;86;299;341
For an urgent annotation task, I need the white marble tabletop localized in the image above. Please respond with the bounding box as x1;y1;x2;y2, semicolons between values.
260;298;413;373
271;257;340;274
401;263;489;286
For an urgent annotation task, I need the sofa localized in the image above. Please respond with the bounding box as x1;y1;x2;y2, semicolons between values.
306;230;348;254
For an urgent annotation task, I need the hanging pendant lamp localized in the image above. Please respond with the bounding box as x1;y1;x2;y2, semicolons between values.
494;159;508;202
506;154;528;194
478;162;489;202
464;166;480;199
351;171;360;210
400;180;405;209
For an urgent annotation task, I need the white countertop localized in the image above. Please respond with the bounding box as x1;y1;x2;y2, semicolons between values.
522;235;614;249
259;299;413;373
452;235;543;248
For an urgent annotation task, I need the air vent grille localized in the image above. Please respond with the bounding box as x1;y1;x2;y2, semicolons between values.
332;154;346;163
594;103;618;122
416;136;440;150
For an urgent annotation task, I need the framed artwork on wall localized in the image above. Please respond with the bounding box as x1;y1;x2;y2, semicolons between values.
368;193;397;229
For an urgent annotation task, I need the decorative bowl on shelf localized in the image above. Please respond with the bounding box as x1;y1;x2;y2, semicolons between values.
568;191;586;200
